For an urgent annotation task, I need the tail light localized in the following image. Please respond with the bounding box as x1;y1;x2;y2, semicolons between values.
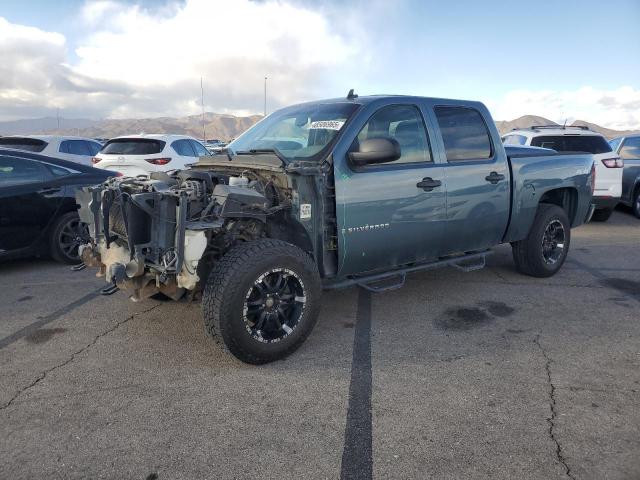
92;157;101;164
115;172;123;177
145;158;172;165
590;162;596;195
601;157;624;168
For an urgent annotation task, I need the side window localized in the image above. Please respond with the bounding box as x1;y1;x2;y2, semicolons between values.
434;106;492;161
619;137;640;159
172;139;196;157
0;157;48;186
86;141;103;156
60;140;91;156
47;164;74;177
503;134;527;145
353;105;432;165
190;140;210;156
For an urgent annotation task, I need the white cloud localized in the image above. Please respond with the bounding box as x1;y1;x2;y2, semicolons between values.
0;0;364;120
489;86;640;130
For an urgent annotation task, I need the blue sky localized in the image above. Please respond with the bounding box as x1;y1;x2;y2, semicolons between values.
1;0;639;127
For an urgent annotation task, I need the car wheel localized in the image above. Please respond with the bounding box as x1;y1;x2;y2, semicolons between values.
511;204;571;278
202;239;321;364
633;189;640;219
50;211;90;264
591;207;613;222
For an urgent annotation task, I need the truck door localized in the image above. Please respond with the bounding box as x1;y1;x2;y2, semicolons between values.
334;103;447;276
431;105;510;254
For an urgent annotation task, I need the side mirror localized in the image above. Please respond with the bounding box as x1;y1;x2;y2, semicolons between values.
348;138;401;166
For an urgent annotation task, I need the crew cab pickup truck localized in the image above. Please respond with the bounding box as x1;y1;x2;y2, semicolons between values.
76;93;595;364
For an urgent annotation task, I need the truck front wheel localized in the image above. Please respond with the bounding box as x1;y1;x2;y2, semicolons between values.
511;204;571;278
202;239;321;364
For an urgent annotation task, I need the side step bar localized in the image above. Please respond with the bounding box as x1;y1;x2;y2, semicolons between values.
324;250;491;292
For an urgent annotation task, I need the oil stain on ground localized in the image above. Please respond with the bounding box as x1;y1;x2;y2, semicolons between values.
601;278;640;302
436;301;516;331
24;328;67;344
436;307;492;330
17;295;33;302
480;301;515;317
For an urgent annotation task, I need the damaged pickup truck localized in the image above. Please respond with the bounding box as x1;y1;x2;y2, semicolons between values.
76;93;595;364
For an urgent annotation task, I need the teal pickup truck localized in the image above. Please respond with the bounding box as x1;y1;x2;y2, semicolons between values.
76;93;595;363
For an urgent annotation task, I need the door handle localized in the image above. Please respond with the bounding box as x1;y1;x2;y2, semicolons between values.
416;177;442;192
37;187;61;195
485;172;505;184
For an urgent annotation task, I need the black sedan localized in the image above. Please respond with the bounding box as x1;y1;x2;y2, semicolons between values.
0;148;116;264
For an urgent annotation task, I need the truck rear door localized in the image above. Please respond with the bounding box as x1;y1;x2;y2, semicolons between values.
429;104;510;254
333;102;447;276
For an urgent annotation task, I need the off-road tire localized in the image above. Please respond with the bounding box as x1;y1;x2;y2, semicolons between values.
512;204;570;278
591;207;613;222
49;212;87;264
633;188;640;219
202;239;321;364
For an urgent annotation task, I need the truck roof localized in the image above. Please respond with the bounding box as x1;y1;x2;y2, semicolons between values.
289;94;487;109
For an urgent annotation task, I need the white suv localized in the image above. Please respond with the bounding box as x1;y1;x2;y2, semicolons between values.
0;135;103;166
502;126;623;221
92;134;211;177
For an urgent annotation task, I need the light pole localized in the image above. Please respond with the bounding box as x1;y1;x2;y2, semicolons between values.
201;77;206;142
264;76;267;117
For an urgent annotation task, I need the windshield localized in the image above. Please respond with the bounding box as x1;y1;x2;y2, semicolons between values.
530;135;612;154
228;102;359;161
0;137;48;152
101;138;166;155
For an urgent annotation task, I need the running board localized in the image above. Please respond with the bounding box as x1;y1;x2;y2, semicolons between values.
358;273;406;293
451;256;486;272
324;250;491;291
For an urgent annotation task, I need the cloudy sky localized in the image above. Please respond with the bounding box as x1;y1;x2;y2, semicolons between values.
1;0;639;128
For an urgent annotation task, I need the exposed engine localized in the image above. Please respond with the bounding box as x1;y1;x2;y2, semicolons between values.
76;168;291;301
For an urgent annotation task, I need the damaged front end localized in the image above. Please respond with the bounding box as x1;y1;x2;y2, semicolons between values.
76;167;289;301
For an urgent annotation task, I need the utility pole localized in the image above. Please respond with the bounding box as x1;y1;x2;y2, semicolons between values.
56;108;60;131
264;76;267;117
201;77;206;142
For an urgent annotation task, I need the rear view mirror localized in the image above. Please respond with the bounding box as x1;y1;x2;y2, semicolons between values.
348;138;401;166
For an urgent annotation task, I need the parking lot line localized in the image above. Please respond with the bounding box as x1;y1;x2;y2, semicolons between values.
340;288;373;480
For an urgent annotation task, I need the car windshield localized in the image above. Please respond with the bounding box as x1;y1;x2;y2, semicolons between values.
101;138;166;155
228;102;359;161
0;137;48;152
530;135;612;154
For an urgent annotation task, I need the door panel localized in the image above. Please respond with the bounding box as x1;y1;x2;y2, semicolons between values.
335;103;447;276
0;156;63;253
432;105;510;254
620;137;640;203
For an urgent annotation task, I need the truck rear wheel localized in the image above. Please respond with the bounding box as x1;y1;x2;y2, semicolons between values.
511;204;570;278
202;239;321;364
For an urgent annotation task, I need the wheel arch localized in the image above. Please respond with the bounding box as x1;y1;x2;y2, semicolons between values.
538;187;579;226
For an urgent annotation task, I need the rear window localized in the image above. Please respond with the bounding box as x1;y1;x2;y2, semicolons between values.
434;106;492;161
101;138;166;155
530;135;612;154
0;137;48;153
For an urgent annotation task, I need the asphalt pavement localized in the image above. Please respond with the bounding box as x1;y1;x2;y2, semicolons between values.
1;208;639;480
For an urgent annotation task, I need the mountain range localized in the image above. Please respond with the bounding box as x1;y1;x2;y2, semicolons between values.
0;113;638;141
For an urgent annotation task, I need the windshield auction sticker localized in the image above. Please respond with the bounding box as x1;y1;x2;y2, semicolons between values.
309;120;345;130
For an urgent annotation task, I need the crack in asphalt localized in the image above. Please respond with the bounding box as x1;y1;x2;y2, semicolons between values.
534;334;576;480
0;304;160;411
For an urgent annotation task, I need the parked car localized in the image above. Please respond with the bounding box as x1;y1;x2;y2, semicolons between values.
204;140;227;154
609;134;640;217
0;149;116;264
502;126;622;222
0;135;104;166
92;134;211;177
76;94;595;364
